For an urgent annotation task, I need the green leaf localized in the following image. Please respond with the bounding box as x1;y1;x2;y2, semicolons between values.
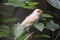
16;33;25;40
0;25;10;33
41;14;53;18
8;0;26;3
4;3;25;7
23;2;38;9
47;20;60;31
34;34;51;38
13;23;25;39
34;23;45;32
4;0;38;9
0;29;8;38
4;0;26;7
1;17;18;23
41;17;47;21
1;10;13;17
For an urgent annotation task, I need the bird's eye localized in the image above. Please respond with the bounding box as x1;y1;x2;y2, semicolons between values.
37;10;40;12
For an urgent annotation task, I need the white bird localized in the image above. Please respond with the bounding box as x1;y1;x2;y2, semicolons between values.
21;9;43;28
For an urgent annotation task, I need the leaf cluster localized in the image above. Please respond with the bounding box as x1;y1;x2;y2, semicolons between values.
4;0;38;9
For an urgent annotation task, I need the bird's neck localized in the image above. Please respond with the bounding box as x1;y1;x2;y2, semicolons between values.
32;13;40;16
36;12;42;15
35;13;41;16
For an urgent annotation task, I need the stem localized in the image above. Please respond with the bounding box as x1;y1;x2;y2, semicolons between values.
10;26;14;40
55;31;60;40
13;38;16;40
52;31;54;40
24;32;34;40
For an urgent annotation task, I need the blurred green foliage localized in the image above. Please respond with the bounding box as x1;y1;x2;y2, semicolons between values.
12;23;25;40
0;0;60;40
0;29;8;38
34;23;45;32
1;17;18;23
47;20;60;31
34;34;51;38
4;0;38;9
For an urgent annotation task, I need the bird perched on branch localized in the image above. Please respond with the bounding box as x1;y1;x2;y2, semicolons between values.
21;9;43;28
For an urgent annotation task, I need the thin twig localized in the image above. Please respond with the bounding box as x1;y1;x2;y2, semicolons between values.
24;32;34;40
52;31;54;40
55;31;60;40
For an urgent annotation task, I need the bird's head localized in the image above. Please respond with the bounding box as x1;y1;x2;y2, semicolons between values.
33;9;43;15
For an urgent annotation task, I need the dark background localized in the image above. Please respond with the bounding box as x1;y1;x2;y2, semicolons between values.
0;0;60;40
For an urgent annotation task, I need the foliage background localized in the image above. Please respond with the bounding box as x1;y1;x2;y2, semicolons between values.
0;0;60;40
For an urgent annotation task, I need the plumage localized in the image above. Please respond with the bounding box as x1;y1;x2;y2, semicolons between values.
21;9;43;28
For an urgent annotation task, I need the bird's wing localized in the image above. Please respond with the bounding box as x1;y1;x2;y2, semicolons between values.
21;16;37;27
